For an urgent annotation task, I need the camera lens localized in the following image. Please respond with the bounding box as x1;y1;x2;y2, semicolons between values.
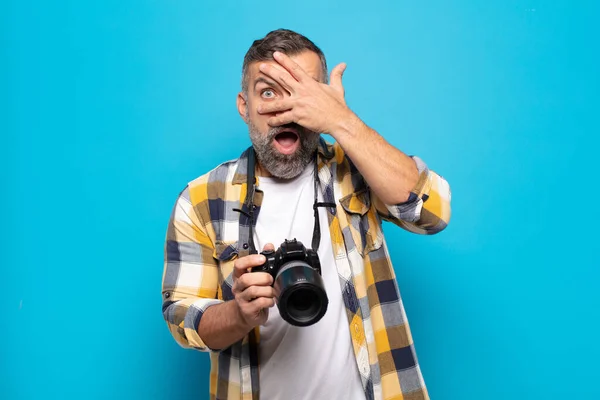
290;289;317;311
287;288;321;320
273;260;328;327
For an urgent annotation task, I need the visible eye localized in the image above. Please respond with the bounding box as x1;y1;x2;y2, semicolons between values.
261;89;276;99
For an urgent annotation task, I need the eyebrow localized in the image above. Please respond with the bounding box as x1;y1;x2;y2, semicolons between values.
253;77;278;90
252;74;322;92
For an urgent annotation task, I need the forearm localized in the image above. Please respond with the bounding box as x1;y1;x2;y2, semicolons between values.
197;300;252;350
331;112;419;204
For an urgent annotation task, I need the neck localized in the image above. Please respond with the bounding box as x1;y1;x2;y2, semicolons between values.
256;161;272;177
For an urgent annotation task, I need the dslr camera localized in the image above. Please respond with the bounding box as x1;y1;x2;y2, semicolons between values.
251;239;328;327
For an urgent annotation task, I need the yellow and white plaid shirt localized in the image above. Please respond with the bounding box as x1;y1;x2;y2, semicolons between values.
162;138;451;400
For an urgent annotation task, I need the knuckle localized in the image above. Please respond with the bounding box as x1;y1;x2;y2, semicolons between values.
253;273;266;286
263;297;275;308
247;286;258;299
234;285;245;299
256;298;268;310
249;301;261;313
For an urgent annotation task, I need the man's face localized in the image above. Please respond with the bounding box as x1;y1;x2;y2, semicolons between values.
237;51;325;179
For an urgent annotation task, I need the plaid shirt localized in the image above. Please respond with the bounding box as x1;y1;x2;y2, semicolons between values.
162;138;451;400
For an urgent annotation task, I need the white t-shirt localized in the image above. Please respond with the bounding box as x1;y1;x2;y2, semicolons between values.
254;165;366;400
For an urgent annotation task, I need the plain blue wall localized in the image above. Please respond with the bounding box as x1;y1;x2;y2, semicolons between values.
2;1;599;399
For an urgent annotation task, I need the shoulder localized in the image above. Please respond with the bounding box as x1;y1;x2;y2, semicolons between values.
322;140;367;192
183;156;242;206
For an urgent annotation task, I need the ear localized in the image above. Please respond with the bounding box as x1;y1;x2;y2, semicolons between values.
237;92;248;122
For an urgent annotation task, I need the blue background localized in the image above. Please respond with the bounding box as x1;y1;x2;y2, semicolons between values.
2;1;599;399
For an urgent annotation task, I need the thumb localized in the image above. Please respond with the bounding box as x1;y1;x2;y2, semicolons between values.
329;62;347;92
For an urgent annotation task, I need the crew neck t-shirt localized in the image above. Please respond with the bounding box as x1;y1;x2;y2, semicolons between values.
254;165;365;400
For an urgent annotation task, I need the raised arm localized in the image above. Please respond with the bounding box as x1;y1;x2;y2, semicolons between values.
255;51;451;234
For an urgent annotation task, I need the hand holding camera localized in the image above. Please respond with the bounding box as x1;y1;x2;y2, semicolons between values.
231;243;278;329
232;239;328;329
251;239;328;327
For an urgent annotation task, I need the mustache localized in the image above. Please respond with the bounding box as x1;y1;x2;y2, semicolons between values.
269;123;305;137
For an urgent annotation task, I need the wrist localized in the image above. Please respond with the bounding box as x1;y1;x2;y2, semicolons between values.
230;300;253;333
328;109;363;140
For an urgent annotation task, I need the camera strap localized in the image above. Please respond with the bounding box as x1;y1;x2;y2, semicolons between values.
312;163;336;253
236;146;335;255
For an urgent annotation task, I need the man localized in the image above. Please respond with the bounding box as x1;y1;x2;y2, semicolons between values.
162;29;451;400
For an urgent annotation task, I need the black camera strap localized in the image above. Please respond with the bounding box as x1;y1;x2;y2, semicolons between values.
245;148;258;254
312;162;336;253
236;147;335;255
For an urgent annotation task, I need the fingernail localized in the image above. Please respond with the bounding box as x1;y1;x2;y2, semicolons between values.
259;63;267;71
273;51;281;58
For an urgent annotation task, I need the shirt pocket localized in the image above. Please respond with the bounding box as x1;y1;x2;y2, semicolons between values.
213;240;238;301
339;189;384;256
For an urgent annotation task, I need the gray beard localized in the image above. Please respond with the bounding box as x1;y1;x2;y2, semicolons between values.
248;121;320;179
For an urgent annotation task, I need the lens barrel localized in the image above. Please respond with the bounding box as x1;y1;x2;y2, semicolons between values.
273;260;328;326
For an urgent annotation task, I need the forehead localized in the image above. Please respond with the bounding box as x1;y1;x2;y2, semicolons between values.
248;50;324;83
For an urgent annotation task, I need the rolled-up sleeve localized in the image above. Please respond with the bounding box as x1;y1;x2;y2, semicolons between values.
162;187;223;351
374;156;452;234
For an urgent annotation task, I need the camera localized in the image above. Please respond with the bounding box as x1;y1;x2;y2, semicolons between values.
251;239;328;327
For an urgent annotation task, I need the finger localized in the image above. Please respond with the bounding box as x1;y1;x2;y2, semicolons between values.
233;254;267;280
239;297;275;322
267;111;297;127
329;62;347;93
257;99;294;115
241;285;276;302
234;272;273;294
272;51;309;82
259;310;269;326
258;63;298;93
251;297;276;311
247;299;275;326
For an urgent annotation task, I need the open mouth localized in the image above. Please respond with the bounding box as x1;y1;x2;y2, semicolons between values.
273;127;300;155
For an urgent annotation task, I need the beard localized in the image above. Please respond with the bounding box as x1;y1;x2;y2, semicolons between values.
248;120;320;179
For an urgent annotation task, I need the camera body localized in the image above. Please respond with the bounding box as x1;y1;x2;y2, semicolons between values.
251;239;328;327
253;238;322;276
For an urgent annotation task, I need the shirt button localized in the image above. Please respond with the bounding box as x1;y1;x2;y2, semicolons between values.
243;243;249;249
